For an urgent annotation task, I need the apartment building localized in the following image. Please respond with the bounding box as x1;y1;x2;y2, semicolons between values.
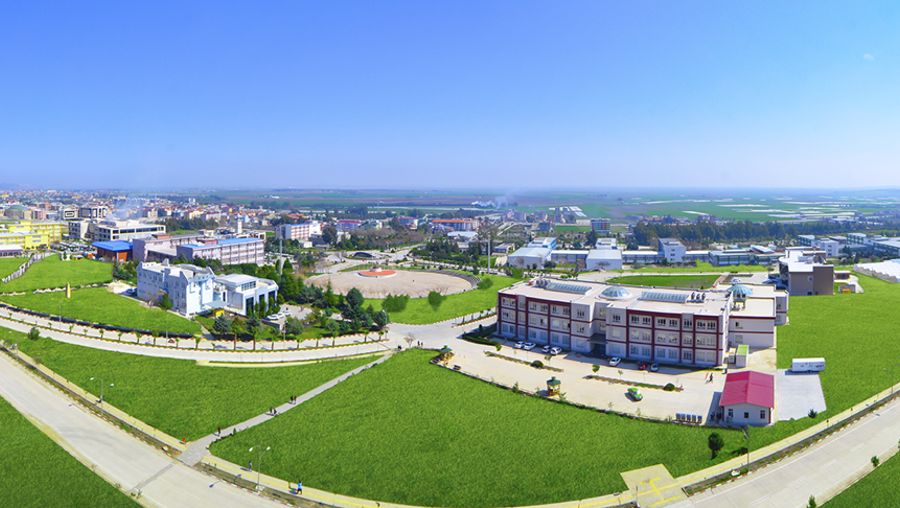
0;220;66;250
275;221;322;241
136;260;278;316
431;218;478;232
175;237;265;266
78;205;110;219
496;278;786;366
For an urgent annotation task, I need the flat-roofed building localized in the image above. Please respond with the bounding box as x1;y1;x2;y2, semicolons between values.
431;218;478;232
496;277;786;366
93;240;132;262
276;221;322;241
175;237;265;266
778;248;834;296
93;220;166;242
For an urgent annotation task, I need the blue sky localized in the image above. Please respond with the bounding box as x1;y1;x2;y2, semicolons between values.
2;1;899;189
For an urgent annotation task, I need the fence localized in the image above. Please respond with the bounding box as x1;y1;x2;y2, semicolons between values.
1;251;54;284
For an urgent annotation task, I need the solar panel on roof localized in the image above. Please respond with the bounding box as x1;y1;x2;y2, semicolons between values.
639;291;689;303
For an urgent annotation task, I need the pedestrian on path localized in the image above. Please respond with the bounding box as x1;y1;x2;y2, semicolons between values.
296;480;302;494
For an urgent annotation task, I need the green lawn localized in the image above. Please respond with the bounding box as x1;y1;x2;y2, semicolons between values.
366;274;519;324
607;274;720;289
824;452;898;506
0;287;201;336
0;327;376;441
0;397;136;507
624;261;770;273
209;349;812;508
777;274;900;414
0;256;26;279
0;256;112;293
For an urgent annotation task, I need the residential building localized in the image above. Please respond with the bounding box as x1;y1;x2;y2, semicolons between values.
396;216;419;229
335;219;363;232
0;220;66;249
717;371;775;426
133;233;208;263
78;205;109;219
67;219;91;240
275;221;322;241
136;260;278;316
431;218;478;232
590;218;611;234
175;237;265;266
496;277;786;365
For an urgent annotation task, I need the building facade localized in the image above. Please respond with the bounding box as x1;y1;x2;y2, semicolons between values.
175;237;265;266
275;221;322;241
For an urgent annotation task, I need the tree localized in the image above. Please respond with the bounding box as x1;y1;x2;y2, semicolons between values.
708;432;725;458
284;316;304;338
213;315;233;337
373;309;389;330
28;326;41;341
807;496;817;508
230;318;246;344
158;293;173;311
345;287;364;310
324;319;340;338
427;290;445;310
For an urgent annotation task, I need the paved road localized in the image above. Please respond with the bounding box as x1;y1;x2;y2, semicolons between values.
675;397;900;508
0;353;282;508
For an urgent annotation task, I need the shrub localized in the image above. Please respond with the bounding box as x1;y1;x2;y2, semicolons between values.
531;360;544;369
708;432;724;458
807;495;817;508
808;408;818;418
28;327;41;341
427;291;445;310
476;278;493;290
382;294;409;313
664;383;676;392
871;455;880;468
592;364;600;373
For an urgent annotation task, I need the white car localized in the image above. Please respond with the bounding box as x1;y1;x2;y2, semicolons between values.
513;341;525;349
549;346;563;355
609;357;622;367
649;363;660;372
523;342;536;351
541;344;552;353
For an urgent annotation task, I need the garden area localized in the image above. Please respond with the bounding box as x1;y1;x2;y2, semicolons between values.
606;274;720;289
365;273;519;324
209;349;814;508
0;287;201;336
0;256;112;293
0;327;376;441
0;397;136;507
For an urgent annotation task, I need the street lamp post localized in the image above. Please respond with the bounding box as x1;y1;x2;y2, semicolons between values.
89;377;114;403
248;446;271;491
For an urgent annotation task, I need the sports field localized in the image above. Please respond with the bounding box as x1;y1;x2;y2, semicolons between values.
0;256;112;293
366;274;518;324
0;287;201;336
0;327;376;441
0;396;136;507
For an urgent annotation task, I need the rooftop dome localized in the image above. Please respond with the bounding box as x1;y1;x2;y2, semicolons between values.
730;280;753;298
601;285;632;299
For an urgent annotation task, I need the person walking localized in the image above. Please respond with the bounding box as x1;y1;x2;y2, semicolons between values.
297;480;303;494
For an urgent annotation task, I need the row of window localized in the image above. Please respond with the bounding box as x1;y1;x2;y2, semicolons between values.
628;314;717;331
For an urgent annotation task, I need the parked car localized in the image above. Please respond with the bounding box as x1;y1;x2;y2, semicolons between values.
627;387;643;401
638;361;648;371
541;344;552;354
549;346;563;355
523;342;536;351
513;341;525;349
609;357;621;367
649;363;659;372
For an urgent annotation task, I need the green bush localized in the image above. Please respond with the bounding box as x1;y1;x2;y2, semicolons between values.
427;291;445;310
476;278;493;290
664;383;676;391
531;360;544;369
382;294;410;313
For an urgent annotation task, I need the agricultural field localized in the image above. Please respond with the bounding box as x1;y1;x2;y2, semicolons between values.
0;256;112;293
0;397;136;507
824;452;899;507
0;287;201;336
366;274;519;324
606;274;720;289
0;256;26;279
0;327;376;441
210;349;814;508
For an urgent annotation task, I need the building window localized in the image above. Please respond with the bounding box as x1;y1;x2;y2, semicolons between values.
641;316;651;325
760;410;766;419
744;412;749;419
612;314;621;323
630;315;639;325
727;408;734;418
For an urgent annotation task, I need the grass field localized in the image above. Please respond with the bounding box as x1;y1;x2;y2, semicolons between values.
777;274;900;414
607;274;720;289
0;397;136;507
0;327;376;441
366;274;519;324
0;287;201;336
624;261;770;273
210;349;813;507
823;452;899;507
0;256;112;293
0;256;26;279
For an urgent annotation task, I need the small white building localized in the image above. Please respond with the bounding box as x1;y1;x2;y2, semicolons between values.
718;371;775;426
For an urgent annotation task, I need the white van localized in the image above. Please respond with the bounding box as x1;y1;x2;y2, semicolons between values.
791;357;825;373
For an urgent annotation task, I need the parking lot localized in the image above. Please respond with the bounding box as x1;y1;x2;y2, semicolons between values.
776;369;827;420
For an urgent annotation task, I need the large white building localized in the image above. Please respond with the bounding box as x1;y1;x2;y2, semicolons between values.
175;237;265;266
93;220;166;242
136;261;278;316
496;277;787;366
276;221;322;241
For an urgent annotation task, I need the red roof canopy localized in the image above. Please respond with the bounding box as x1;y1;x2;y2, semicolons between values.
720;371;774;408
